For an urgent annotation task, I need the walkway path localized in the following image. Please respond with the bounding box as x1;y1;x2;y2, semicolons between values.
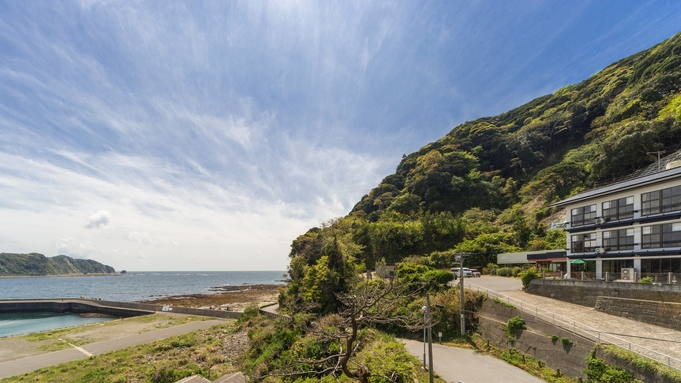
0;320;224;379
401;339;544;383
467;276;681;361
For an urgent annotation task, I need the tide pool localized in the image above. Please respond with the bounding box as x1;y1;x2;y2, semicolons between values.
0;312;114;337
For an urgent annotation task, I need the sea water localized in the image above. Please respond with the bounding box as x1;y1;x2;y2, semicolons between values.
0;271;285;337
0;312;113;337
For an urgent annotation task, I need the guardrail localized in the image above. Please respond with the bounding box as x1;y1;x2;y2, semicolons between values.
466;282;681;371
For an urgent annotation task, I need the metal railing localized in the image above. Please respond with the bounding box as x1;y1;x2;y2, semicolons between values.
466;282;681;371
560;271;681;284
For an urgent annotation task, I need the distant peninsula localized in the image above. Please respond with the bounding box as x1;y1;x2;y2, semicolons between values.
0;253;116;276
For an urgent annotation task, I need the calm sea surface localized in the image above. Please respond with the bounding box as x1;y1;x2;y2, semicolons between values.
0;271;285;337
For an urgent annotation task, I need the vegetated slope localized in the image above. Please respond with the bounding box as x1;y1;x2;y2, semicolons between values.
353;31;681;221
0;253;116;276
283;32;681;306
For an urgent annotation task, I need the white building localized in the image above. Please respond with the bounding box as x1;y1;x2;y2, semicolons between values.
552;153;681;282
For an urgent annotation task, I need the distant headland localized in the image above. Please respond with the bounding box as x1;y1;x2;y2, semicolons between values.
0;253;116;277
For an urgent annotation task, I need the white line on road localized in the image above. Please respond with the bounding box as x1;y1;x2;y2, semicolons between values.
59;339;93;357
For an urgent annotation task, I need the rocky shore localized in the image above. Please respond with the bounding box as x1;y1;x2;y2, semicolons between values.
138;283;282;312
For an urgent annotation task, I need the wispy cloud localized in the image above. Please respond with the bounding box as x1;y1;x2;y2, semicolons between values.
0;1;680;270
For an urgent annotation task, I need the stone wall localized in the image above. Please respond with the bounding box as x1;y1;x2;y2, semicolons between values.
479;299;593;380
595;296;681;332
526;279;681;307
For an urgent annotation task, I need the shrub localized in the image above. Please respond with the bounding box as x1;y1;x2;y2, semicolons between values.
550;334;559;341
560;337;573;346
520;267;541;289
511;266;522;277
505;316;526;341
637;276;654;284
497;267;511;277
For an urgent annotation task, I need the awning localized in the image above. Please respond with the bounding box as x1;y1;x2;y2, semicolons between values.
570;259;586;265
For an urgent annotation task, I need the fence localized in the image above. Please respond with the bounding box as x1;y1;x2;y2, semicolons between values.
466;282;681;371
561;271;681;284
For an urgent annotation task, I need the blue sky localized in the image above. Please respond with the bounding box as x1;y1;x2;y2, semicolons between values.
1;1;680;271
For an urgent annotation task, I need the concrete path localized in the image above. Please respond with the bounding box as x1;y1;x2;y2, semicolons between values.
0;320;224;379
402;339;544;383
466;276;681;362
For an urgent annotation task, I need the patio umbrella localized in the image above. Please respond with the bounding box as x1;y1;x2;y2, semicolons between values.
570;259;586;264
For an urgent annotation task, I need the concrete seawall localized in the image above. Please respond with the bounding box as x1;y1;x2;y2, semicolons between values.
0;299;242;319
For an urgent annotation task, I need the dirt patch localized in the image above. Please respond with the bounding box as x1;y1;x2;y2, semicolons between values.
138;284;282;312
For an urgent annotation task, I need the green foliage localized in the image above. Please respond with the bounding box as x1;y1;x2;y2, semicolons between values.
601;344;681;382
505;316;526;341
560;337;573;346
285;32;681;321
497;267;511;277
551;334;560;341
520;267;542;288
585;351;642;383
0;253;115;276
396;262;454;291
493;297;516;309
637;276;654;284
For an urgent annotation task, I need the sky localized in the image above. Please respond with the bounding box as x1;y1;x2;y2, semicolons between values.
1;1;681;271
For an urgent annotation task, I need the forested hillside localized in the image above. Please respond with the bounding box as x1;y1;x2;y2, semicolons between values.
0;253;116;276
282;32;681;312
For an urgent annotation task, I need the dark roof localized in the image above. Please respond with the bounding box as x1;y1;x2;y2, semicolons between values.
552;150;681;208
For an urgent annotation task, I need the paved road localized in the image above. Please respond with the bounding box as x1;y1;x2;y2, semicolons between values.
0;320;225;379
402;339;544;383
466;276;681;363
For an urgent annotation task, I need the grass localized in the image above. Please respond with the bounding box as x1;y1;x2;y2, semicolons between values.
601;344;681;383
2;323;239;383
493;297;516;309
18;313;211;353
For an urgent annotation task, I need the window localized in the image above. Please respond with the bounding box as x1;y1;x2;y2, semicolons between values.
641;225;661;249
642;223;681;248
641;186;681;216
602;229;634;250
571;204;597;226
602;197;634;221
571;233;597;253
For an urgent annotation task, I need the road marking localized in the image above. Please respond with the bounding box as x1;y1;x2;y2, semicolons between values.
59;339;94;357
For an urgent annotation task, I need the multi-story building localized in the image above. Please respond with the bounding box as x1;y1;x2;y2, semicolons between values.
552;152;681;282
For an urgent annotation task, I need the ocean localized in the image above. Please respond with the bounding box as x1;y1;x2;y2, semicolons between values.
0;271;286;337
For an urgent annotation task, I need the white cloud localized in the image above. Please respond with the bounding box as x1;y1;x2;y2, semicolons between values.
85;210;111;229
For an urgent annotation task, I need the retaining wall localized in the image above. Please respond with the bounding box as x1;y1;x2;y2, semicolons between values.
479;299;592;380
595;296;681;331
526;279;681;307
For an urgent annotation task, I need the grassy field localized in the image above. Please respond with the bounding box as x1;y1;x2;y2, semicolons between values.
2;322;242;383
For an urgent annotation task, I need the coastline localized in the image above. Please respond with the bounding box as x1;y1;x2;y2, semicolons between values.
138;283;283;312
0;273;118;279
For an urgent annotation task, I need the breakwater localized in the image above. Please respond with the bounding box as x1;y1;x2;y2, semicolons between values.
0;298;243;320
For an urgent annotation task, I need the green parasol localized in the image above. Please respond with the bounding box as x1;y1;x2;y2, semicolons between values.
570;259;586;265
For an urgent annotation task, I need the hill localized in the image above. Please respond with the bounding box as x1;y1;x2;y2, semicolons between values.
282;32;681;310
0;253;116;276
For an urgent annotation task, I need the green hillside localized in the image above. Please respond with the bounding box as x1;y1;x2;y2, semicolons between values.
283;32;681;311
0;253;116;276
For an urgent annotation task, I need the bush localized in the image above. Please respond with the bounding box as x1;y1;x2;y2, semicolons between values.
637;276;654;284
520;267;541;289
505;316;526;341
511;266;522;277
560;337;573;346
497;267;511;277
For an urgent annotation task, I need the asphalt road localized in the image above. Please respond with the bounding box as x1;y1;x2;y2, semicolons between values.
401;339;544;383
0;320;224;379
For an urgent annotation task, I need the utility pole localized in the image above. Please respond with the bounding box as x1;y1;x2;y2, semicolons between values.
648;150;666;172
456;253;469;337
426;293;434;383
